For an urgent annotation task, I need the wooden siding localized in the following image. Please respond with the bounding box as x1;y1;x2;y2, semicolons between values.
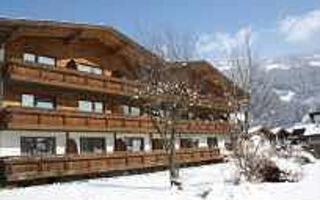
0;148;222;183
0;107;229;134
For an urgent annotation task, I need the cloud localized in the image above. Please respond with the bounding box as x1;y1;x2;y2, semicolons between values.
279;9;320;43
196;26;254;65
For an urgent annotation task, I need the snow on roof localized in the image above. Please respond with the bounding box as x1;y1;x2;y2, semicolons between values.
248;125;263;134
302;124;320;136
270;127;282;134
289;123;320;136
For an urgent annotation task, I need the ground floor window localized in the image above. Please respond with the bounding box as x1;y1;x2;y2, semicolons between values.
180;138;199;149
207;137;218;148
125;137;144;152
80;137;106;153
21;137;56;155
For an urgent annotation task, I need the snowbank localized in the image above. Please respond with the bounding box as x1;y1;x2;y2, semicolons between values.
0;161;319;200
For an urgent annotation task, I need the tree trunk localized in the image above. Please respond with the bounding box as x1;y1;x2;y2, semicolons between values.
169;124;177;185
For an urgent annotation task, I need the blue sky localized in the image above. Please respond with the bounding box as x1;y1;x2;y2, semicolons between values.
1;0;320;58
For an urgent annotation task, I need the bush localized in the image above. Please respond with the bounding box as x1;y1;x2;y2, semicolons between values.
229;133;303;183
258;159;281;182
272;157;302;182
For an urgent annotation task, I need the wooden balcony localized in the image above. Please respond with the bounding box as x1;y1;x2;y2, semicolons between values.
0;148;222;183
4;60;232;111
5;60;140;96
0;107;229;134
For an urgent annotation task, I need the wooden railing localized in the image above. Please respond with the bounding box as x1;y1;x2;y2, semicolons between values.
0;107;229;134
0;148;222;183
6;60;140;96
5;60;231;111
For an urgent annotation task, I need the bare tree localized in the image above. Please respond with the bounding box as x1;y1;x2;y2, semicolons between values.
136;29;200;188
223;30;252;149
224;29;285;182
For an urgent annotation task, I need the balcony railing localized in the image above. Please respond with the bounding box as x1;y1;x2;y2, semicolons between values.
6;60;140;96
0;148;222;183
5;60;232;111
0;107;229;134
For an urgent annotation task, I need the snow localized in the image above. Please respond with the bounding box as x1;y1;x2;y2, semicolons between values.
303;124;320;136
309;61;320;67
290;123;320;136
274;89;295;102
248;125;263;134
280;91;295;102
271;157;302;182
270;127;282;134
265;63;291;71
1;161;320;200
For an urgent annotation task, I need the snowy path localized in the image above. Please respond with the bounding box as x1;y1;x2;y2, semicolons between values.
1;161;320;200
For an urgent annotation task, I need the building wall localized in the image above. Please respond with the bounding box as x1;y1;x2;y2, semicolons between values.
0;130;66;157
0;130;226;157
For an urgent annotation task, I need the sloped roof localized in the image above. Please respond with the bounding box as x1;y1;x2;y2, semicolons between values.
0;17;158;63
290;123;320;136
166;60;245;98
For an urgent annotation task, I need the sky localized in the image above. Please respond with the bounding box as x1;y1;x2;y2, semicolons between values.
1;0;320;59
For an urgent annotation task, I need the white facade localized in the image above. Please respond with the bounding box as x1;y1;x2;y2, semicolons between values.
0;130;66;157
0;130;226;157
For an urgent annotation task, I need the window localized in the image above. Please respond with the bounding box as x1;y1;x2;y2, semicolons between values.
35;96;54;109
131;107;140;116
23;53;56;67
38;56;55;66
92;67;102;75
21;137;56;155
77;63;102;75
94;102;103;113
77;64;91;73
124;137;144;152
207;137;218;148
21;94;55;109
22;94;34;107
78;100;93;112
180;138;199;149
0;46;5;62
123;105;140;116
21;94;55;110
123;105;130;115
23;53;36;63
78;100;103;113
80;137;106;153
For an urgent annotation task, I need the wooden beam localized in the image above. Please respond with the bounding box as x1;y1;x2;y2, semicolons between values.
63;29;83;44
0;26;19;44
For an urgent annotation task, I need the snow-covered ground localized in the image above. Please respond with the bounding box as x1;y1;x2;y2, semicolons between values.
1;161;320;200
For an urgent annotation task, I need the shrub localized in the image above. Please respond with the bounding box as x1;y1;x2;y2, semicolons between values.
229;133;303;183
